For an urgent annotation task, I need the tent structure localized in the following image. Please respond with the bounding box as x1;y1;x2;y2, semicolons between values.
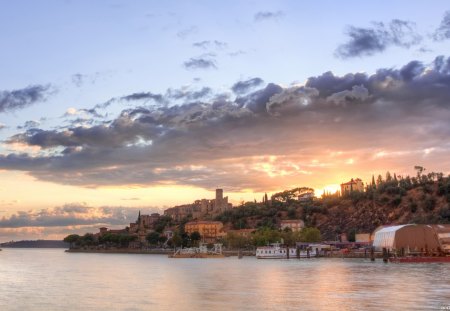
372;224;440;253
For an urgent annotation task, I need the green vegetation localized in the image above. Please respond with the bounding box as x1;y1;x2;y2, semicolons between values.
223;227;322;249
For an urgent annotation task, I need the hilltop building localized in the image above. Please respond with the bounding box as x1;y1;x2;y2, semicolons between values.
164;189;232;221
340;178;364;195
184;221;225;243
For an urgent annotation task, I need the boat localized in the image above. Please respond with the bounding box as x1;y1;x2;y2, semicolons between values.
256;242;327;259
389;256;450;263
169;243;225;258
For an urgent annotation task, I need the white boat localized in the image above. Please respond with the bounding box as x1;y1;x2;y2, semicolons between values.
256;242;328;259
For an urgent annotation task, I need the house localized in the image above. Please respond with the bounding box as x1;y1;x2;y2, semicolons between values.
184;221;224;243
340;178;364;195
298;192;314;202
280;219;305;232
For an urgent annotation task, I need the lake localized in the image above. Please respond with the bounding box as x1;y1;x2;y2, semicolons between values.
0;249;448;310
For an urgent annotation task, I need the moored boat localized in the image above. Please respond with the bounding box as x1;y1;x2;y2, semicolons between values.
256;242;328;259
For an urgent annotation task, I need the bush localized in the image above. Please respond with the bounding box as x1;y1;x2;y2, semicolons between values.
424;196;436;211
391;196;402;206
410;201;418;213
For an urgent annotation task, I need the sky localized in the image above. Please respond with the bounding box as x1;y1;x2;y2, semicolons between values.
1;0;450;241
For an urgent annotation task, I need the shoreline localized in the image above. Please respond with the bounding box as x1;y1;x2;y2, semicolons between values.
64;248;383;258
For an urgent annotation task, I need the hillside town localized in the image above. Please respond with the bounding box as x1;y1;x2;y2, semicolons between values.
64;169;450;260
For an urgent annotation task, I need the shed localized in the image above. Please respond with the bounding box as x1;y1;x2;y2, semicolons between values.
372;224;440;252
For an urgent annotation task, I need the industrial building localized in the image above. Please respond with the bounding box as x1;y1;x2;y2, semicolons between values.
372;224;450;255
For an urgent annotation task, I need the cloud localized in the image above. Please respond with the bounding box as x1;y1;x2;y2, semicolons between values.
17;120;40;130
0;203;158;229
0;203;163;240
166;86;212;101
176;26;198;39
183;57;217;70
336;20;422;58
1;56;450;192
71;74;84;87
0;84;53;113
433;11;450;41
254;11;284;22
231;78;264;94
228;50;246;57
193;40;227;50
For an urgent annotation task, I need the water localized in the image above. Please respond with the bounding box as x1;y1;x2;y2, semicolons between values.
0;249;449;311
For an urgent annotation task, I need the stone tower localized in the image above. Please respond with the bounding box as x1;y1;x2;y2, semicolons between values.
215;189;223;208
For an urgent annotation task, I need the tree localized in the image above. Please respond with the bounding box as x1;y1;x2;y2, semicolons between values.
171;232;183;247
63;234;80;248
190;231;201;246
81;233;95;246
146;232;161;246
300;227;321;242
271;187;314;203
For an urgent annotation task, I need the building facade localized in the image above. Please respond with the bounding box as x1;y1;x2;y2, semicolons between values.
340;178;364;195
184;221;224;243
280;219;305;232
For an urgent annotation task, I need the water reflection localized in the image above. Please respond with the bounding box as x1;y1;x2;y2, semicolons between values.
0;250;448;311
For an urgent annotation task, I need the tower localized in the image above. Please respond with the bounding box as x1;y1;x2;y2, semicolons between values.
215;188;223;210
216;188;223;202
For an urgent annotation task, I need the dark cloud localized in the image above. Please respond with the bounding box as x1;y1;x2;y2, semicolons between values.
193;40;227;49
231;78;264;94
433;11;450;41
336;20;422;58
235;83;283;113
0;203;160;229
183;57;217;70
1;56;450;191
121;92;164;102
254;11;284;22
0;85;52;113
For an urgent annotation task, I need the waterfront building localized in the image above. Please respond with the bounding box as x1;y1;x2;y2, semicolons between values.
280;220;305;232
184;221;224;243
372;224;441;254
355;233;371;243
340;178;364;195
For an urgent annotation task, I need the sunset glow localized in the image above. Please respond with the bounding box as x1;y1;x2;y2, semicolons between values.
1;1;450;241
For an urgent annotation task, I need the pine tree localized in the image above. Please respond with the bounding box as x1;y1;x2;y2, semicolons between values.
386;171;392;182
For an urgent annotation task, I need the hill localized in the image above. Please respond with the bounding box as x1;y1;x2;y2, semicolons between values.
0;240;70;248
212;171;450;240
